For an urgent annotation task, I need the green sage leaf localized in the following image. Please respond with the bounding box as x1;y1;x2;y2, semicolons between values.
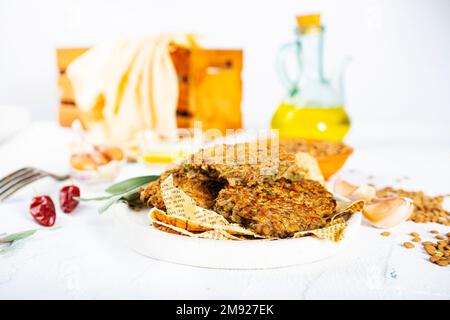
104;175;159;195
0;242;15;255
77;195;115;202
0;229;38;244
120;190;144;209
98;195;122;214
98;186;145;214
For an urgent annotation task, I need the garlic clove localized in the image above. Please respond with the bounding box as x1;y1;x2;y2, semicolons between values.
333;178;376;202
351;185;376;202
363;197;414;229
333;178;358;197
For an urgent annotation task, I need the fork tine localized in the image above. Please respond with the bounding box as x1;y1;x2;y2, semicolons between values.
0;170;44;193
0;168;39;192
0;167;34;187
47;173;70;181
0;172;47;202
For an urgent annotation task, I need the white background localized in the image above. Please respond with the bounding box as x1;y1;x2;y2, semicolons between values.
0;0;449;143
1;123;450;299
1;1;450;299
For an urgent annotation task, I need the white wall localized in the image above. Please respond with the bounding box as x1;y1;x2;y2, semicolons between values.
0;0;449;143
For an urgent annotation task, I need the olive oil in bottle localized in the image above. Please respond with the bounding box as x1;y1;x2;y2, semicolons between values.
272;14;351;141
271;103;350;141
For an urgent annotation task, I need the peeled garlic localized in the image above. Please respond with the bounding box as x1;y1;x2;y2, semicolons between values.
351;185;377;202
363;197;414;228
333;178;376;202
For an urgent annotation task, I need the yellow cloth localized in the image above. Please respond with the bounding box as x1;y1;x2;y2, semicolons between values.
66;34;198;145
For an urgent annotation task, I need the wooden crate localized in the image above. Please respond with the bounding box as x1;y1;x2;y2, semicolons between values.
56;46;243;133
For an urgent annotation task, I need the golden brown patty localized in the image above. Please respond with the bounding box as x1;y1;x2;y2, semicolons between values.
182;142;306;187
140;168;224;211
140;142;325;212
140;143;336;238
279;138;352;158
214;178;336;238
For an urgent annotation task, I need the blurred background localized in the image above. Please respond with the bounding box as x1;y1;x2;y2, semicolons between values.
0;0;449;144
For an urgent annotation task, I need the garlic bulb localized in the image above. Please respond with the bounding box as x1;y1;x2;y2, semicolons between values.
363;197;414;228
333;178;376;202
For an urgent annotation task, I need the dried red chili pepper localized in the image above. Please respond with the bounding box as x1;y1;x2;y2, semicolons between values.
59;185;80;213
29;196;56;226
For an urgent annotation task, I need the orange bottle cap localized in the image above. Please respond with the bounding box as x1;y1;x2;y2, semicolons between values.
296;14;321;29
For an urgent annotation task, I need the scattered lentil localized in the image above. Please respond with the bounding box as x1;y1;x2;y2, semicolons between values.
380;232;391;237
424;246;436;255
403;242;415;249
421;236;450;267
430;256;440;263
436;260;448;267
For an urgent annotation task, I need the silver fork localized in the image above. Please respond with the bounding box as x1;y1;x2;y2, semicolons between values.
0;167;70;201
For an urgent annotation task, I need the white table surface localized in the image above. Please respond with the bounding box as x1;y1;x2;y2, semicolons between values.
0;122;449;300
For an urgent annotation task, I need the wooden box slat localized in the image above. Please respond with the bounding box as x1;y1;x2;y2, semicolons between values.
56;46;243;133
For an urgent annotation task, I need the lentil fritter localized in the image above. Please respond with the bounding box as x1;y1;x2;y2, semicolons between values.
214;178;336;238
182;142;307;187
140;168;224;211
279;138;353;158
140;142;337;238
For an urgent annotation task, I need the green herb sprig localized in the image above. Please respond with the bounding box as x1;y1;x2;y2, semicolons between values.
79;175;159;214
0;228;56;254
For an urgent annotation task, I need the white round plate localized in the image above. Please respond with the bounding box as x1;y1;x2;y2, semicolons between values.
113;202;361;269
0;105;30;143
